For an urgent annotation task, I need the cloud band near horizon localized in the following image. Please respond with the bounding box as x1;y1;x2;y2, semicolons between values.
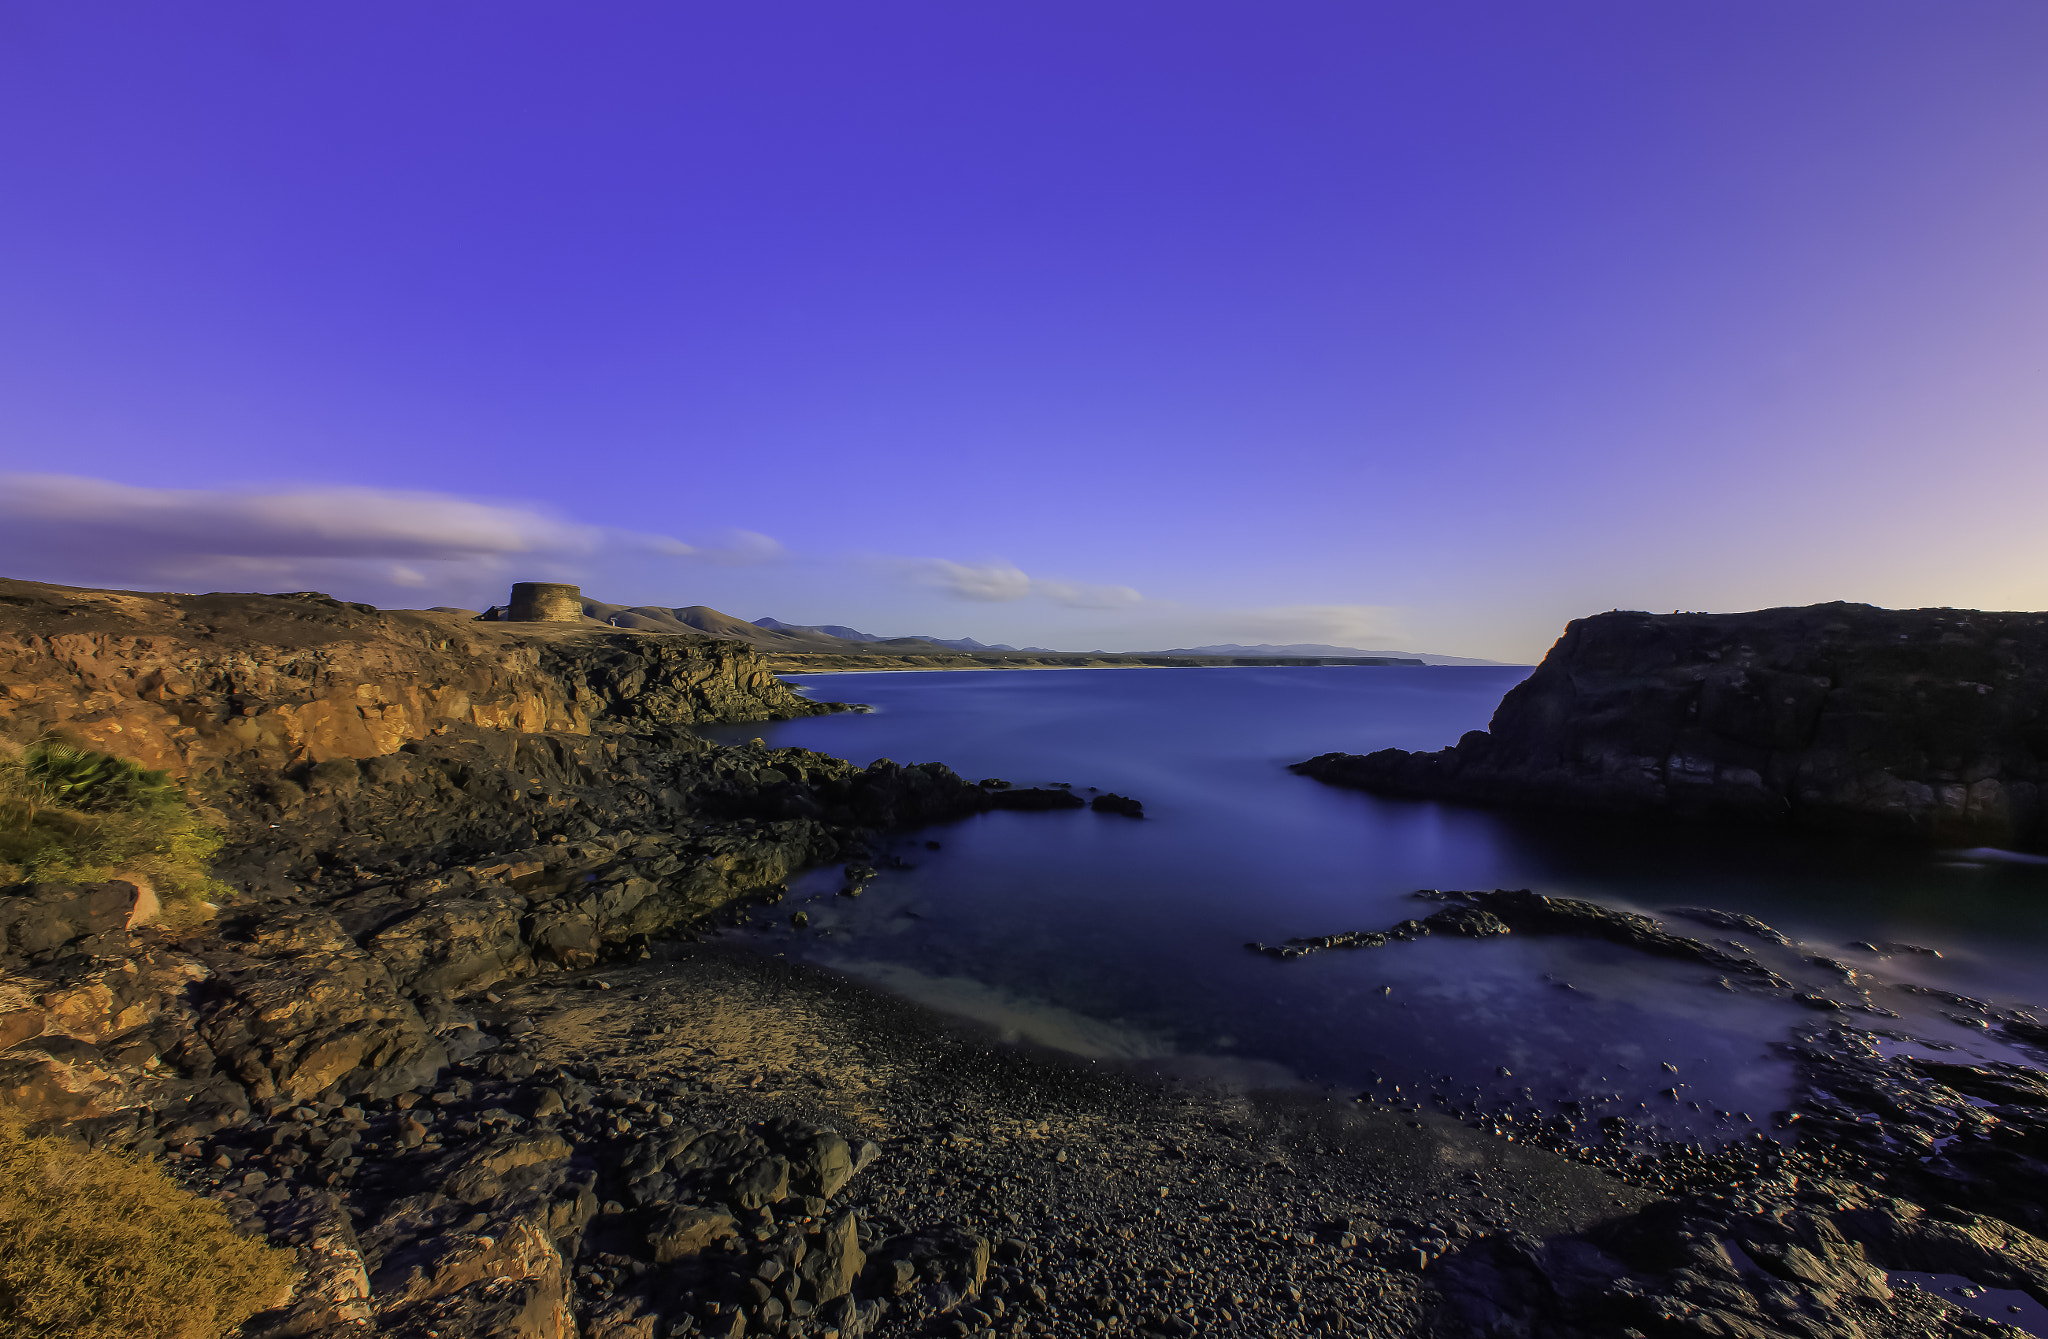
0;472;1419;653
0;473;780;598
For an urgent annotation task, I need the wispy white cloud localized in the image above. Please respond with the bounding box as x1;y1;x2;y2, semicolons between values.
0;474;783;602
898;557;1142;609
637;528;785;566
907;559;1034;602
1033;579;1145;611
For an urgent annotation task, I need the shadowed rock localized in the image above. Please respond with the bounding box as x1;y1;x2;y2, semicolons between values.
1294;602;2048;849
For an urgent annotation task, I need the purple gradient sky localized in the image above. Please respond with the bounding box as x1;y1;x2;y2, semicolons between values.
2;3;2045;660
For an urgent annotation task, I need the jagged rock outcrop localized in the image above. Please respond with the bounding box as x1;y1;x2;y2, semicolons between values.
1296;601;2048;848
0;576;1134;1134
0;580;1192;1339
0;578;836;781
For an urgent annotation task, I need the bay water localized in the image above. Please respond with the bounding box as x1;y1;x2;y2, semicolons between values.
704;666;2048;1145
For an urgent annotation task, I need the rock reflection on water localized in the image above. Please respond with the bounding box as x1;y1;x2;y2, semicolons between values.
708;666;2048;1149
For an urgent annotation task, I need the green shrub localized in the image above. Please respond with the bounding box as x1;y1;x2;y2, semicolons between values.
0;1117;298;1339
20;740;181;814
0;739;232;917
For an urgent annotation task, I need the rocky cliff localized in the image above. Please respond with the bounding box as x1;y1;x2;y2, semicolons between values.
1295;602;2048;848
0;581;1157;1339
0;578;831;780
0;577;1112;1132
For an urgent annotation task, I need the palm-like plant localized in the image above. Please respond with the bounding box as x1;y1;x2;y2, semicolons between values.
21;740;180;814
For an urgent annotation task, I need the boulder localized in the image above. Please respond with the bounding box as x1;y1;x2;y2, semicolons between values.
368;899;532;998
0;882;140;965
584;1292;666;1339
727;1154;791;1210
435;1130;574;1204
789;1129;855;1199
368;1205;574;1339
649;1206;740;1263
200;923;446;1102
797;1209;866;1303
869;1223;988;1313
0;1036;125;1120
241;1194;373;1338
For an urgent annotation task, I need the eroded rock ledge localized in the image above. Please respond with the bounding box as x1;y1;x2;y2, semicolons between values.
0;576;1189;1338
1295;602;2048;848
0;577;841;782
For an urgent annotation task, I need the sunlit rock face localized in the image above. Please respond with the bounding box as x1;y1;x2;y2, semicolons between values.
1297;601;2048;849
0;577;828;780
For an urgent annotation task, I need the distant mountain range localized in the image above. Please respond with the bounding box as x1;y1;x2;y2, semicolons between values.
752;617;1054;653
753;624;1505;663
483;598;1502;663
1158;643;1509;666
514;599;1062;655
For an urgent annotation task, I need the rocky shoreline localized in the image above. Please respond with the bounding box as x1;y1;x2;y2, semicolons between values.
1246;888;2048;1336
17;855;2048;1338
7;581;2048;1338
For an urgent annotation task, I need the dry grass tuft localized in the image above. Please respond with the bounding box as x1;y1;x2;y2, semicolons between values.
0;1117;298;1339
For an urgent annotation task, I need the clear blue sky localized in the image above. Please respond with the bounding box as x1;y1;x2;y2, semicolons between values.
2;2;2044;660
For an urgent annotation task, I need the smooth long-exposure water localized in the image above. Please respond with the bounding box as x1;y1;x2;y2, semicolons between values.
706;666;2048;1145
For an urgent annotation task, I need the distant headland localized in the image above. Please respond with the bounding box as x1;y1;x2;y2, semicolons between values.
1295;601;2048;850
475;582;1443;671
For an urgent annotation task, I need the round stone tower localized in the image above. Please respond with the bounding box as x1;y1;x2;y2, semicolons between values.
505;582;584;622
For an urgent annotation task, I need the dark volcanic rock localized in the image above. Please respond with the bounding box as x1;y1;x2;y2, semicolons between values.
1422;906;1510;938
1089;793;1144;818
1294;601;2048;848
867;1223;988;1312
981;787;1086;812
1254;889;1790;995
1669;906;1795;944
0;881;142;964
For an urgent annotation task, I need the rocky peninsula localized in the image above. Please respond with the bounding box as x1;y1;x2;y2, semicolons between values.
3;580;2045;1339
1295;602;2048;850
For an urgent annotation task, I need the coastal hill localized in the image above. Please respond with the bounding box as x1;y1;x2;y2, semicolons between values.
1295;601;2048;849
474;594;1433;670
753;616;1051;654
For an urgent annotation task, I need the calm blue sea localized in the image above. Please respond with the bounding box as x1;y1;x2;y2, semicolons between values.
705;666;2048;1142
